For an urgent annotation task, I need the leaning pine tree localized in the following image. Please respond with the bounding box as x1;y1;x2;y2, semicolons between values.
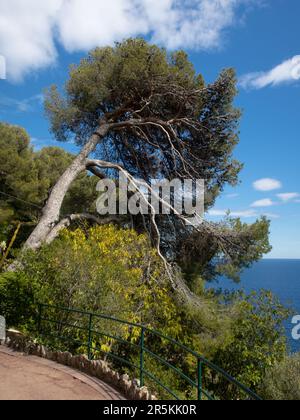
21;39;271;292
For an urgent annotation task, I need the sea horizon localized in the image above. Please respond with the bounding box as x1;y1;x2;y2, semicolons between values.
263;258;300;261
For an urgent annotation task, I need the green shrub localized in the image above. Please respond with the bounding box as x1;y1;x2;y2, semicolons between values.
0;271;37;329
260;353;300;400
210;291;290;399
0;225;292;400
20;225;181;336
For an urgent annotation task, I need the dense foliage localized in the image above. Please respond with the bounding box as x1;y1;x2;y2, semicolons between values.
211;291;290;399
20;225;181;336
0;271;36;329
0;122;98;255
38;38;270;279
46;39;241;193
260;353;300;400
0;225;290;399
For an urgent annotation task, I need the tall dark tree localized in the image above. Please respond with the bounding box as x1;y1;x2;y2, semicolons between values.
0;123;100;248
13;38;270;284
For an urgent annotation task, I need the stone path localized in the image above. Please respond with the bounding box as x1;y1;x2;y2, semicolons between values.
0;346;126;400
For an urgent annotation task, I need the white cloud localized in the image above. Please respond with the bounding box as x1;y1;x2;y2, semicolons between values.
208;209;229;217
0;0;259;81
0;93;44;112
229;210;258;218
263;212;280;219
31;137;80;152
0;1;61;81
208;208;279;219
251;198;276;208
226;193;239;199
277;192;300;202
253;178;282;192
31;137;57;149
0;55;6;79
208;209;257;218
56;0;145;51
240;55;300;89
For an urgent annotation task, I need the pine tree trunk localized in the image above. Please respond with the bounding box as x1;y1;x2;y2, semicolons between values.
24;125;109;250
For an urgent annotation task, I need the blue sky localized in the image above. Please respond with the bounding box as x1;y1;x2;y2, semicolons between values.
0;0;299;258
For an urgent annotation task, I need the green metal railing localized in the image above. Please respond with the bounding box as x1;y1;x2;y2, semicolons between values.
37;303;261;401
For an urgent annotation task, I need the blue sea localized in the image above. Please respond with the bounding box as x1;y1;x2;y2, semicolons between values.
209;259;300;353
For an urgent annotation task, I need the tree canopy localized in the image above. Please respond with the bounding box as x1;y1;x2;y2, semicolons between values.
2;39;272;284
34;38;270;282
0;122;98;247
46;38;242;203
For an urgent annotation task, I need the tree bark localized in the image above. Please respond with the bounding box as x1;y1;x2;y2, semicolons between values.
45;214;120;244
24;124;109;250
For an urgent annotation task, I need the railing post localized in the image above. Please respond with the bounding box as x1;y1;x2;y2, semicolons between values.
197;358;203;401
140;327;145;388
87;313;93;360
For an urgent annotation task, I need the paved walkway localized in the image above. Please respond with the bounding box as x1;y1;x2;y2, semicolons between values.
0;346;126;400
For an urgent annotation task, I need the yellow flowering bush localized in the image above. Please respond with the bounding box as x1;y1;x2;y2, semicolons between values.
22;224;182;337
2;225;289;399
